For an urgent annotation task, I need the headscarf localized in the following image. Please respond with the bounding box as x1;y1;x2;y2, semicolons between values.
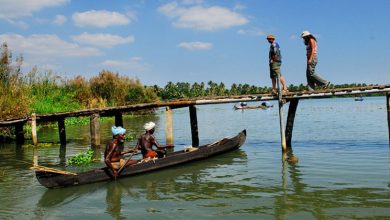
144;122;156;131
111;126;126;136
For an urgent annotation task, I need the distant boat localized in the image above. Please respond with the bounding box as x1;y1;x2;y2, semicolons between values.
354;96;364;101
234;101;273;110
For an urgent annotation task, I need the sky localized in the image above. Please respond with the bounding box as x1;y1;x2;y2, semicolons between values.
1;0;389;87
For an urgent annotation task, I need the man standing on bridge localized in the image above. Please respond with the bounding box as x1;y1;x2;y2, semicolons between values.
267;34;288;94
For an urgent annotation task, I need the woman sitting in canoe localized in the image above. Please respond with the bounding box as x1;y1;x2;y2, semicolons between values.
136;122;173;159
104;126;138;178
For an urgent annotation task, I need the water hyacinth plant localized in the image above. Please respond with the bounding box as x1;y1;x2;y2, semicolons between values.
68;149;95;165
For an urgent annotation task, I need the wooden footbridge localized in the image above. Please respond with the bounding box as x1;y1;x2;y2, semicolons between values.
1;84;390;151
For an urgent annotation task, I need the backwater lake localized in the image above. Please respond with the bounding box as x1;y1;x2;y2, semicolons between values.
0;96;389;219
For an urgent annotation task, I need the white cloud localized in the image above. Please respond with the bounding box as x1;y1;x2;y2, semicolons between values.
237;28;264;36
158;2;248;31
178;41;213;50
181;0;203;5
53;14;67;25
101;57;149;72
0;0;69;19
6;19;29;29
0;34;102;57
72;32;135;48
234;3;246;10
72;10;131;28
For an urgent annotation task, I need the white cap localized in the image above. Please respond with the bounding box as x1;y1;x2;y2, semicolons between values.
301;31;311;38
144;121;156;131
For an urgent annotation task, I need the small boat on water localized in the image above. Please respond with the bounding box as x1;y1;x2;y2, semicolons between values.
354;96;364;101
354;97;363;101
234;101;273;110
35;130;247;188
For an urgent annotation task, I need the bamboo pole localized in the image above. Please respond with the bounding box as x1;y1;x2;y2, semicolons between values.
15;122;24;145
33;147;38;166
31;113;38;146
58;118;66;145
387;92;390;147
189;105;199;147
30;165;77;175
276;76;287;152
285;99;299;148
165;107;173;145
90;113;100;148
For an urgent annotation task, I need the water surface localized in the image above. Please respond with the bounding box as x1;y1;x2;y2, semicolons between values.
0;97;389;219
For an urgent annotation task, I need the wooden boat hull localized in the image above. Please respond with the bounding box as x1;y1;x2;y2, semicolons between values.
36;130;247;188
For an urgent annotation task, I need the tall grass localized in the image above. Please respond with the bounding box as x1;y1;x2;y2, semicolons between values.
1;43;159;139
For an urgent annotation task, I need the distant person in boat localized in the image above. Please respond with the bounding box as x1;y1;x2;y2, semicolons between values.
261;101;273;108
266;34;288;94
301;31;330;91
240;102;247;107
136;122;172;159
105;126;138;179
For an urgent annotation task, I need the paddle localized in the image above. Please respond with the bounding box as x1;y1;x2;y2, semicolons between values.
115;147;140;179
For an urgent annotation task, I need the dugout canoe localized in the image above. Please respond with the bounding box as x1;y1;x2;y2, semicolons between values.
35;130;247;188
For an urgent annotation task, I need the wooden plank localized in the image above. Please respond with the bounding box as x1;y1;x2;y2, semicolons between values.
90;113;100;148
189;105;199;147
58;118;66;145
285;99;299;148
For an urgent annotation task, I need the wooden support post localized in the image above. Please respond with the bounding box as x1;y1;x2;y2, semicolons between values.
31;113;38;146
165;107;173;145
58;118;66;145
189;105;199;147
115;113;123;127
59;144;66;166
33;147;38;166
90;113;101;148
276;76;287;152
387;92;390;147
285;99;299;148
15;123;25;145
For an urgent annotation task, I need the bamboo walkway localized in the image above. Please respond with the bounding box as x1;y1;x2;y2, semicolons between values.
1;84;390;148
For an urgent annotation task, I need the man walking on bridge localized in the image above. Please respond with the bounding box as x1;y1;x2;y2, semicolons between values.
301;31;330;91
266;34;288;94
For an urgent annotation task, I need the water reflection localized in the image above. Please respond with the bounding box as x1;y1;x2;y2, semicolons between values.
106;182;126;220
59;144;66;166
35;150;248;218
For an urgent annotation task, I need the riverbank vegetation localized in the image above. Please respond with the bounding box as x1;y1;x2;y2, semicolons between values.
0;42;376;139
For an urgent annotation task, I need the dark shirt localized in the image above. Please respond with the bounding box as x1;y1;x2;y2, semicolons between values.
269;42;282;64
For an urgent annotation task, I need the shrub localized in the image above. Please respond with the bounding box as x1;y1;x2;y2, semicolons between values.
0;43;30;119
90;70;129;106
68;149;95;165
